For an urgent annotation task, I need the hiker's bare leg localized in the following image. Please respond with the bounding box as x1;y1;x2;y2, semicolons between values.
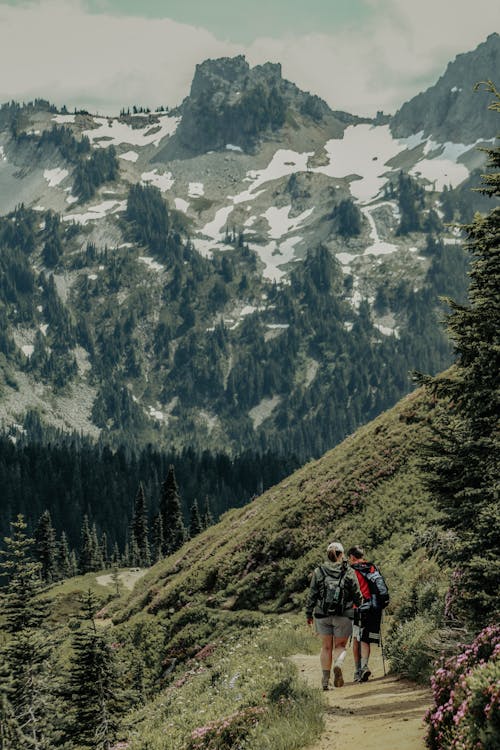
320;634;333;670
332;636;347;687
353;637;360;663
320;634;333;688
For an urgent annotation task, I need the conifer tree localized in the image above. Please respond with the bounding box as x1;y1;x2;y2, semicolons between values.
151;513;163;563
34;509;57;582
65;589;122;749
0;515;56;748
79;514;93;574
101;531;109;569
189;498;202;538
202;496;214;529
58;530;72;579
159;465;185;555
131;482;150;567
418;83;500;629
91;523;104;570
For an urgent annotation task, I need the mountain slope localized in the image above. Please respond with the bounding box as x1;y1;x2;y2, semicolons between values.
391;32;500;143
0;37;496;459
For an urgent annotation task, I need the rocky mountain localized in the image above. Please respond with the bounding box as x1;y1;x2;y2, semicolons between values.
391;32;500;143
0;35;497;459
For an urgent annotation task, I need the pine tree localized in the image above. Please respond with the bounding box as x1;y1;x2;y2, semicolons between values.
159;465;185;555
101;531;109;569
91;523;104;570
202;496;214;529
189;498;202;538
65;589;122;749
0;515;56;748
58;530;72;579
151;513;163;563
34;509;58;582
79;515;93;574
418;83;500;629
131;482;150;567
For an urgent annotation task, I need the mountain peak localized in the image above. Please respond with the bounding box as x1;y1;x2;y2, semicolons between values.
391;33;500;143
166;54;332;156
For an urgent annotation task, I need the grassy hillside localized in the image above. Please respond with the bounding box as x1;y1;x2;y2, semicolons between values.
27;382;450;749
105;382;445;647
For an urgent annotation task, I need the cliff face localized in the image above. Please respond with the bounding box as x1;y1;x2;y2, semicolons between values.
391;33;500;143
172;55;333;155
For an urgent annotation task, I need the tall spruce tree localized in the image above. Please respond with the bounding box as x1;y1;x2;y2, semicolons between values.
58;530;73;579
79;514;93;574
159;465;185;555
65;589;122;749
0;515;56;748
202;496;214;529
189;498;202;538
34;509;57;582
131;482;150;567
151;513;163;563
418;83;500;629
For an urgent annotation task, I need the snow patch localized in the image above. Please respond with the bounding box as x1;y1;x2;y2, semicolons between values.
313;125;402;202
52;114;76;124
141;169;174;192
361;205;399;257
21;345;34;358
138;256;165;272
174;198;190;212
120;150;139;162
83;114;180;148
226;143;243;152
263;205;314;239
64;200;126;225
44;168;68;187
188;182;204;197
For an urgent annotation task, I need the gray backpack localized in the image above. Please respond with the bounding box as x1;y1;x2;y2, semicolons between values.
318;562;348;615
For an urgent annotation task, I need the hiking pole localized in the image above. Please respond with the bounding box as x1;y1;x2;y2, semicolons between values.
379;614;387;676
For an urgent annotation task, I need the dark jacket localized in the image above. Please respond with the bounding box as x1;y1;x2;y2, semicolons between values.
306;560;362;619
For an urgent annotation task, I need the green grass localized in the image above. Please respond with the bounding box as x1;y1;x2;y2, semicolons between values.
119;616;323;750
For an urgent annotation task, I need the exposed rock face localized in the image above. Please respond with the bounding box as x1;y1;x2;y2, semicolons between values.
169;55;334;156
391;33;500;143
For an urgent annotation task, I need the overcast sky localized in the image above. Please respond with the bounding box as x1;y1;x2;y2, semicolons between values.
0;0;498;116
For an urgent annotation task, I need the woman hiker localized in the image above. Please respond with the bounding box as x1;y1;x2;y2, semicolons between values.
306;541;362;690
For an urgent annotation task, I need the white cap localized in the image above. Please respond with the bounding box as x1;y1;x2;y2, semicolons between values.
327;541;344;553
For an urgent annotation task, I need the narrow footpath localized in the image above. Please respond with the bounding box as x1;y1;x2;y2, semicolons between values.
291;646;431;750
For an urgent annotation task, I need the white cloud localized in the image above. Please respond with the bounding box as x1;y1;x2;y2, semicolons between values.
0;0;497;116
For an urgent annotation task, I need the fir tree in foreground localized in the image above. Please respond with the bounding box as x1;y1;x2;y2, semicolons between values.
0;515;56;749
418;82;500;630
65;590;124;749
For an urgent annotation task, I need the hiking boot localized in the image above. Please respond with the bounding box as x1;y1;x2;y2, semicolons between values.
333;666;344;688
322;675;330;691
360;665;371;682
354;669;361;682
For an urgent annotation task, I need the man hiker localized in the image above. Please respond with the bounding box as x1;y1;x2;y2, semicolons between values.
347;545;389;682
306;541;362;690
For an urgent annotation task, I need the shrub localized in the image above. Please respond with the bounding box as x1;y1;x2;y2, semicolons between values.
424;624;500;749
385;615;443;682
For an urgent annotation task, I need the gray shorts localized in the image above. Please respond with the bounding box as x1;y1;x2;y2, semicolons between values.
314;615;353;638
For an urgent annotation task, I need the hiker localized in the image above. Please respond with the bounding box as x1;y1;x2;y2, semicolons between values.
347;545;389;682
306;541;362;690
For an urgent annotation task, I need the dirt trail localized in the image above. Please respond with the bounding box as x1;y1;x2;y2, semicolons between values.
290;646;431;750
